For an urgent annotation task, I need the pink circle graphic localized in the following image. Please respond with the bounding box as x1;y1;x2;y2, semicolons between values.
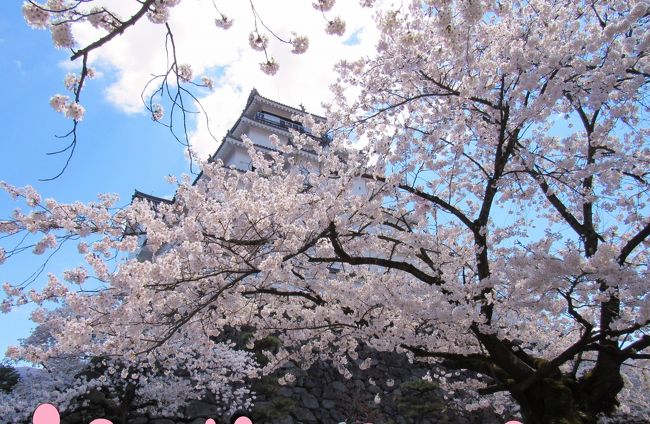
89;420;113;424
32;403;60;424
205;419;217;424
234;417;253;424
505;421;523;424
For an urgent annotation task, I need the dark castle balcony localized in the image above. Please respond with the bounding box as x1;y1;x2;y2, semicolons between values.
255;111;309;133
254;111;332;145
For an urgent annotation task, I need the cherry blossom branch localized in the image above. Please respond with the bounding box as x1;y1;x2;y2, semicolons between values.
310;222;447;287
241;288;326;306
69;0;155;61
361;173;474;230
618;221;650;264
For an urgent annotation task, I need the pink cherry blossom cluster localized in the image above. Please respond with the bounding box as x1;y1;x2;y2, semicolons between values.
201;76;215;90
147;0;182;24
259;58;279;76
290;35;309;54
62;267;88;284
325;16;346;36
87;7;121;31
22;2;49;29
313;0;336;12
152;103;165;121
248;32;269;51
49;94;86;121
214;15;234;30
50;22;74;48
177;64;193;82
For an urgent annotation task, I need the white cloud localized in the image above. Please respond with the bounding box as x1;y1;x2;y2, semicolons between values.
69;0;387;159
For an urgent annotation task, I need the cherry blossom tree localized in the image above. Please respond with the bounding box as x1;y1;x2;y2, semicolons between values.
3;0;650;423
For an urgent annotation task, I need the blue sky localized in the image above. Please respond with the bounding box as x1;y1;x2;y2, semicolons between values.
0;1;380;362
0;3;193;361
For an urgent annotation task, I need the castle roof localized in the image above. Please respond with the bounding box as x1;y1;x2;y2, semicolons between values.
134;89;325;205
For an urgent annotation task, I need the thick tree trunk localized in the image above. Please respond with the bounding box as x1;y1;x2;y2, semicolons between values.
513;377;588;424
510;358;624;424
578;348;625;418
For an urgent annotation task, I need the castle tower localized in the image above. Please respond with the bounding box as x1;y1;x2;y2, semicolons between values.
134;89;327;201
210;88;327;172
